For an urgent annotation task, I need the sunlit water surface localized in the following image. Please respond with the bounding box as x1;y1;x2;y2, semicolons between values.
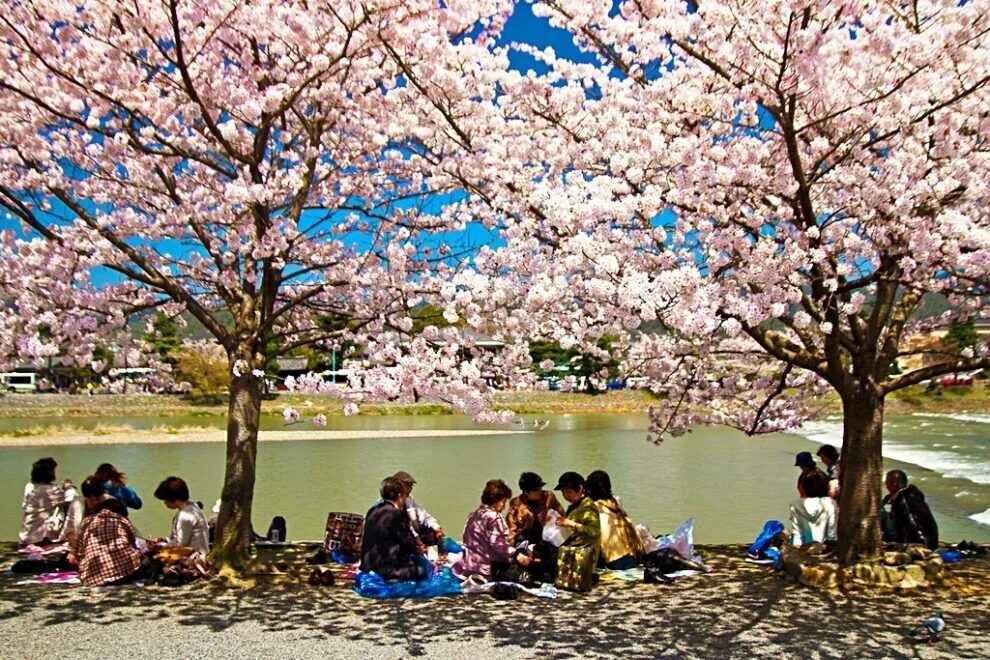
1;413;987;544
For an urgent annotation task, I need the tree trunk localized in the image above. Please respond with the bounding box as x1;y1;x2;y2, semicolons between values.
835;389;885;565
212;367;262;569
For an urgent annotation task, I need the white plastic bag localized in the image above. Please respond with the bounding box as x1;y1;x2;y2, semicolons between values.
656;518;699;563
636;524;660;554
542;510;573;547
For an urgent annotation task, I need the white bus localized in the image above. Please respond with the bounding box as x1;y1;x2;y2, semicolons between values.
1;372;38;393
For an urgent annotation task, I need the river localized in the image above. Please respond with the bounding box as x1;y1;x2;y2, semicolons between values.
1;413;987;544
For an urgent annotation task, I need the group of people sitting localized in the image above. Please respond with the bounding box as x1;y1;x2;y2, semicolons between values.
788;445;938;550
360;468;648;589
18;457;210;586
22;446;942;590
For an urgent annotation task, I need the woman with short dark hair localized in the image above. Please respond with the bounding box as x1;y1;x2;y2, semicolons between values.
80;476;128;517
815;445;841;500
454;479;532;581
94;462;143;513
154;476;209;556
19;457;78;546
481;479;512;506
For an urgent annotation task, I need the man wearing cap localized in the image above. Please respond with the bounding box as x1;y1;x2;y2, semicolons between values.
390;471;444;547
789;452;836;546
504;472;565;582
361;477;425;581
506;472;565;547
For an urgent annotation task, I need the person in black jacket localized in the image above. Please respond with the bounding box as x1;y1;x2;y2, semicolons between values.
360;477;425;581
882;469;939;550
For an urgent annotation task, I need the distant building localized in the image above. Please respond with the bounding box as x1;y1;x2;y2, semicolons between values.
275;357;309;379
898;317;990;374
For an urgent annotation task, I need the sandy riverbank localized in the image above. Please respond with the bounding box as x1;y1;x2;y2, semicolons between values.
0;545;987;658
0;428;530;448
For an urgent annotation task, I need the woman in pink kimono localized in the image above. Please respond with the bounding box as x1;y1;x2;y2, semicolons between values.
454;479;532;582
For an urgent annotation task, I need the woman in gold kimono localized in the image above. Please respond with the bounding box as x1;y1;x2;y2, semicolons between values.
586;470;645;569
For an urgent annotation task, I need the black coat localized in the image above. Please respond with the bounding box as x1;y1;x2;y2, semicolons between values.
884;485;939;550
360;501;421;580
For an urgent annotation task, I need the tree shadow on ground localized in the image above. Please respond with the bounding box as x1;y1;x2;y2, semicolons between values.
1;550;987;658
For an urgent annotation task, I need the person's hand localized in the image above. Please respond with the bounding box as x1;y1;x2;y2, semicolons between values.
556;517;573;528
66;552;77;566
435;528;445;542
516;553;532;567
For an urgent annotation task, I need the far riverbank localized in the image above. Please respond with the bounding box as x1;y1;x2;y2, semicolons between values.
0;385;987;430
0;428;529;448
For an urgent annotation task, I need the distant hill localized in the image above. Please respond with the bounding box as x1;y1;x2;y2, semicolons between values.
126;309;228;343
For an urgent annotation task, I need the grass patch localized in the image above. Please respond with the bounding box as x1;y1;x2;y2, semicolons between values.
0;385;986;422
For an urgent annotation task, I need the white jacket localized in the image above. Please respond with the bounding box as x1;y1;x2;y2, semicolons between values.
789;497;837;546
19;482;77;545
405;494;441;532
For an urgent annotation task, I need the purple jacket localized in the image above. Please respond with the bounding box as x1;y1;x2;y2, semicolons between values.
454;505;512;579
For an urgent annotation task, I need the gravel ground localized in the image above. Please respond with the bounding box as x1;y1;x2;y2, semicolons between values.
1;547;988;659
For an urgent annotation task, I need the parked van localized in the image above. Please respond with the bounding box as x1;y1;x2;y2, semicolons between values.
1;372;38;393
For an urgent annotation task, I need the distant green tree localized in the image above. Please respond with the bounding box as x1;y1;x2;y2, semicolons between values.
311;312;362;373
945;318;980;355
411;304;455;333
529;336;621;393
528;340;571;370
61;344;116;390
143;313;182;366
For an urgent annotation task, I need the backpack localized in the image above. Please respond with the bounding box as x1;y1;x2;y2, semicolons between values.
747;520;785;557
266;516;287;542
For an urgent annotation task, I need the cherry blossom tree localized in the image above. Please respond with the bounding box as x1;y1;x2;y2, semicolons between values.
0;0;524;567
457;0;990;563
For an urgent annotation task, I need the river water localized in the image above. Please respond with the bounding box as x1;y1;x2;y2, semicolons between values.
1;413;987;544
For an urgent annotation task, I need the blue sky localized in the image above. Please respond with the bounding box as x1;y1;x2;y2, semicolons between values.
500;2;598;71
1;4;615;287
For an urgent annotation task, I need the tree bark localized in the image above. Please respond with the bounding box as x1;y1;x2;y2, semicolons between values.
835;388;885;565
212;364;262;569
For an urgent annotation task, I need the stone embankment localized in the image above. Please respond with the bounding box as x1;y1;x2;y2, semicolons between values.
781;543;961;591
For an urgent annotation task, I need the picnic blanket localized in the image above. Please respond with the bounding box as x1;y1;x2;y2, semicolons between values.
16;571;80;585
19;543;70;557
460;579;557;599
598;568;644;582
354;565;462;599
